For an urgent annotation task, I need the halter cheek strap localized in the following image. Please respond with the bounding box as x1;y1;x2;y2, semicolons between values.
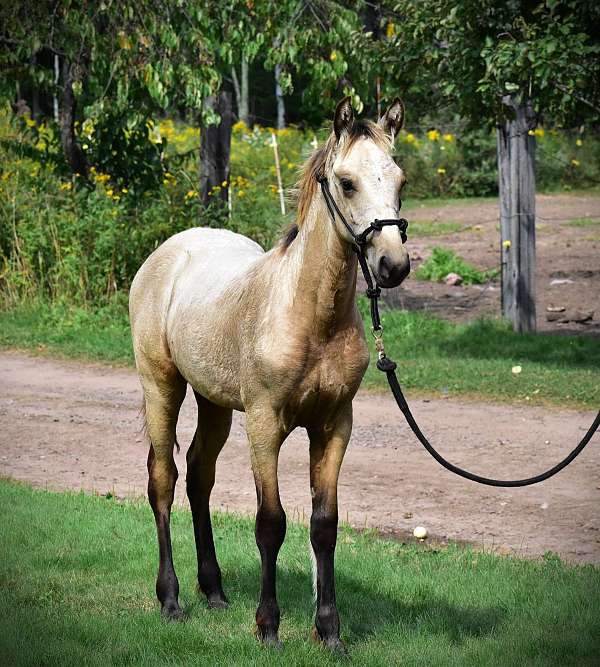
316;176;408;248
316;175;408;331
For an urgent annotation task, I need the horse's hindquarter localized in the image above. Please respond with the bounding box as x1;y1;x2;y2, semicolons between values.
131;227;265;410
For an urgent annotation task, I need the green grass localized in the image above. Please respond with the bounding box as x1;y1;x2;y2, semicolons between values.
1;478;599;666
415;247;499;285
408;219;463;237
401;195;497;211
1;300;599;409
359;303;600;409
0;299;133;365
567;217;600;227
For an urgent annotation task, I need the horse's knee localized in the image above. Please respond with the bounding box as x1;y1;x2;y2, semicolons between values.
255;503;286;554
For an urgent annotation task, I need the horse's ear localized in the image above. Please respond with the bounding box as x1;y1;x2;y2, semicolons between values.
378;97;405;141
333;96;354;140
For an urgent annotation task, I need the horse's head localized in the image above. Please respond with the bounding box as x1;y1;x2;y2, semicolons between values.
325;97;410;288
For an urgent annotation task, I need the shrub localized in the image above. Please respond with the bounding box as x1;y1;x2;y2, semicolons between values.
415;247;498;285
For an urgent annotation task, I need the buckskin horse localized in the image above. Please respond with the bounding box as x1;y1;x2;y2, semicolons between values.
129;97;410;653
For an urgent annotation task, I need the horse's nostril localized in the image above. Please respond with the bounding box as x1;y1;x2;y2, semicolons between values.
378;255;392;280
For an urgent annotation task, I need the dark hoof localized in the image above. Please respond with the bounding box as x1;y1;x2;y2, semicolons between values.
254;626;282;650
207;595;229;610
311;627;348;657
161;603;184;622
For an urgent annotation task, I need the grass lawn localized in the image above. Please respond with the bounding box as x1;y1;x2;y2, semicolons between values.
1;478;599;666
1;300;598;409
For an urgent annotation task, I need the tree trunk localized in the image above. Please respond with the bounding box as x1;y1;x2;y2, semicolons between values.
59;59;88;176
274;63;285;130
232;59;250;125
497;96;537;333
200;91;233;206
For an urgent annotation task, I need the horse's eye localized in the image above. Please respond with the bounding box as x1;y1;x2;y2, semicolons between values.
340;178;355;193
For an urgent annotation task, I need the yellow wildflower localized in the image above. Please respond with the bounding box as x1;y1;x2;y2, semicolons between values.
571;159;580;167
59;182;72;191
185;190;198;199
106;188;113;197
528;130;535;136
576;138;583;147
443;133;454;142
238;190;246;198
25;117;36;128
437;167;446;175
405;133;416;144
330;51;338;61
121;188;128;194
386;22;395;38
221;180;228;187
233;120;247;133
427;129;440;141
534;128;545;137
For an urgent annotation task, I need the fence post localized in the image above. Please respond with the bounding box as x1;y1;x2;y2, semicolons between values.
271;132;286;216
497;96;537;333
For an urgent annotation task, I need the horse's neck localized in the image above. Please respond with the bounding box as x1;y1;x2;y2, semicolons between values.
280;200;357;338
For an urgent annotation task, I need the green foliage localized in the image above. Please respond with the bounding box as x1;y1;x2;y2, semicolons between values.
2;478;600;665
358;302;600;408
415;247;498;284
2;107;599;306
382;1;600;127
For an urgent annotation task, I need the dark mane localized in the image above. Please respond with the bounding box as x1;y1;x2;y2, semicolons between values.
280;223;299;248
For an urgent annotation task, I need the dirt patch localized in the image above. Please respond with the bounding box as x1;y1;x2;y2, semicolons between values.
1;351;598;564
373;193;600;334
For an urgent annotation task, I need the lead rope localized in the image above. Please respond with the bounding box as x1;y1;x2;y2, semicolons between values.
319;177;600;487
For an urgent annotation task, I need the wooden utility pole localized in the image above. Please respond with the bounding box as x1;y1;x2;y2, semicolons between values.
497;96;537;333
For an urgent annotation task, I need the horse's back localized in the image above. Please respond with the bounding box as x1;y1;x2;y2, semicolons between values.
130;227;263;312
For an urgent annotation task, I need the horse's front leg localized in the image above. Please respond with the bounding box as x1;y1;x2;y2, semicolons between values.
307;402;352;655
246;408;287;647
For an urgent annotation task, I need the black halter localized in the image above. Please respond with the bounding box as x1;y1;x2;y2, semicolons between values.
317;173;600;487
317;175;408;331
317;176;408;249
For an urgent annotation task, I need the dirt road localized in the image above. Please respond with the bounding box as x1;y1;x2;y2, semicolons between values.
1;351;599;563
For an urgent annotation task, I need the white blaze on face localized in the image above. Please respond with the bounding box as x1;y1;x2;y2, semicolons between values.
331;137;409;287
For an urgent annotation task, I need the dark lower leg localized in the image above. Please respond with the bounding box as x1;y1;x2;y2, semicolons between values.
148;447;182;620
311;504;342;648
186;462;227;607
255;502;286;644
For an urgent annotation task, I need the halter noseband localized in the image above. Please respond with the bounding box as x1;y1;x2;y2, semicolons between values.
317;174;409;331
316;175;408;250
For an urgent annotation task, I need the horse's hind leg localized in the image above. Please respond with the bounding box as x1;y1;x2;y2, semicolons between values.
143;367;187;621
186;391;232;609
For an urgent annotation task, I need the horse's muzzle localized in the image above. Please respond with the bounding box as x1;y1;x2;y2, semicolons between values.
372;252;410;288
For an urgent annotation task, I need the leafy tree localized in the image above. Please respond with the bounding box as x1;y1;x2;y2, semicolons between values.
377;0;600;331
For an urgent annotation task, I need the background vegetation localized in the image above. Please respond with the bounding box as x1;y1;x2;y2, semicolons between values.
2;108;598;306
